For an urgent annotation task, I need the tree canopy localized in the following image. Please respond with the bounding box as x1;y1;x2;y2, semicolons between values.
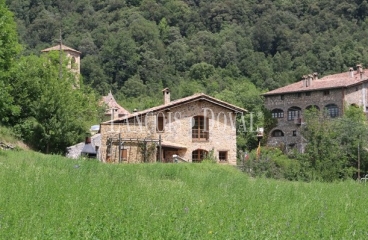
3;0;368;161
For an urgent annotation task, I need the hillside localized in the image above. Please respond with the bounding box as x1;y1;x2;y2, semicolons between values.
5;0;368;110
2;0;368;155
0;150;367;238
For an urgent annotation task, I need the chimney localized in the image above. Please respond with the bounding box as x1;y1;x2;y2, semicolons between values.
313;72;318;80
308;74;313;87
349;67;354;78
302;75;308;87
357;64;364;80
85;137;91;144
162;88;170;105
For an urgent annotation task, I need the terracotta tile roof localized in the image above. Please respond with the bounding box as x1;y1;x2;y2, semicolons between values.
103;93;247;124
41;44;81;54
263;69;368;96
101;91;130;116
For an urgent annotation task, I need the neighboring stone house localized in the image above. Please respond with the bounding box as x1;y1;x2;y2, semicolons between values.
41;44;81;75
101;91;130;121
263;65;368;152
99;88;246;165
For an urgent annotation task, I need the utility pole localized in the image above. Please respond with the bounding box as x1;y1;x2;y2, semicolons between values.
58;29;63;80
358;135;361;181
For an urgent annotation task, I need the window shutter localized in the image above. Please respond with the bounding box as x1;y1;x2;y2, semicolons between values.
206;117;209;140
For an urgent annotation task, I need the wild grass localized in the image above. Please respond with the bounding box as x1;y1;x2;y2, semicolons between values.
1;150;368;239
0;125;18;144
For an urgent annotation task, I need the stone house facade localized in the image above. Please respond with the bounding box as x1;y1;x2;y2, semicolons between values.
263;65;368;152
99;88;246;165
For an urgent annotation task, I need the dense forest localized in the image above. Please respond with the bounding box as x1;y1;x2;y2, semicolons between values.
2;0;368;180
5;0;368;110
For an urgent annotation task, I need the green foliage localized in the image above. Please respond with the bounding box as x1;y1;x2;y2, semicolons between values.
201;148;217;163
0;1;21;123
7;53;100;154
5;0;368;157
243;147;301;180
298;105;368;182
6;0;368;103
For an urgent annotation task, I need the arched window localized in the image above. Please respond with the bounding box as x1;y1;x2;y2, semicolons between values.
325;104;339;118
192;149;208;163
271;130;284;137
71;57;77;69
271;109;284;118
306;105;319;111
287;107;301;121
351;103;359;108
192;116;209;141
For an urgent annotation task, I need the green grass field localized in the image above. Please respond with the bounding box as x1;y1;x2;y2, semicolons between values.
1;150;368;239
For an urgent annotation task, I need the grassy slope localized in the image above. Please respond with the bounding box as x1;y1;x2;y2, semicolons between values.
0;150;367;239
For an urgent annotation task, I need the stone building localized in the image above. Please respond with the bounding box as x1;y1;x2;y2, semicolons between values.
101;91;130;121
99;88;246;165
263;65;368;152
41;44;81;75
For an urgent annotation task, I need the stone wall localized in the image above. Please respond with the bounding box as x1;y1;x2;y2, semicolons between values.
100;100;239;165
265;83;368;152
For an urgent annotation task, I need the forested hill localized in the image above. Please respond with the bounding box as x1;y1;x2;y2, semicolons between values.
5;0;368;110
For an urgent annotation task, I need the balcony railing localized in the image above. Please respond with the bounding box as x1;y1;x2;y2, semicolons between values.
294;118;302;125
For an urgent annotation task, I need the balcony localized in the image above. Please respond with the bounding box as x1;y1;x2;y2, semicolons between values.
293;118;302;125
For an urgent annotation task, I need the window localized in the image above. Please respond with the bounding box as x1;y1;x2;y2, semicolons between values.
305;92;311;96
192;149;208;163
306;105;319;111
271;109;284;118
325;104;339;118
71;57;77;69
292;130;297;136
219;151;228;162
297;93;302;98
271;130;284;137
156;114;164;132
192;116;209;141
323;90;330;96
280;95;285;100
121;149;127;161
287;107;301;121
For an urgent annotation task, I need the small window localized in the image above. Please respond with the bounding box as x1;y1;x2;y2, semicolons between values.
156;115;164;132
305;92;311;96
272;130;284;137
323;90;330;96
219;151;228;162
306;105;319;111
192;116;209;141
287;107;301;121
280;95;285;100
192;149;208;163
297;93;302;98
271;109;284;118
121;149;128;161
292;130;297;136
325;104;339;118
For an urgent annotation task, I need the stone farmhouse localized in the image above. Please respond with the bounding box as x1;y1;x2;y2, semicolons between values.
263;64;368;152
99;88;246;165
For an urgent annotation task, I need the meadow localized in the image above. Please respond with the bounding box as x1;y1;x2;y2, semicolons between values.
0;150;368;239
